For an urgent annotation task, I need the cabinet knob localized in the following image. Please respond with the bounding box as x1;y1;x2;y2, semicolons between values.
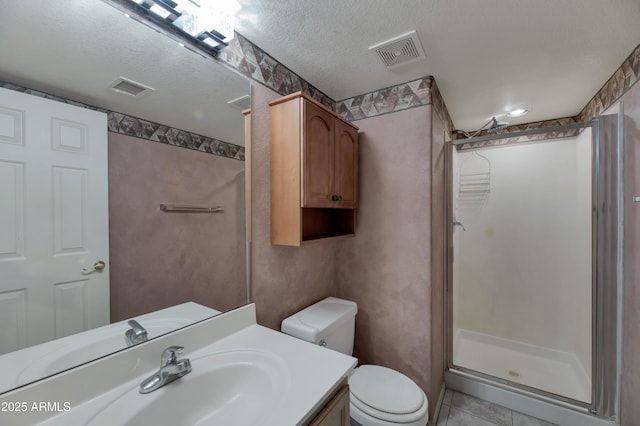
338;195;343;201
331;195;337;201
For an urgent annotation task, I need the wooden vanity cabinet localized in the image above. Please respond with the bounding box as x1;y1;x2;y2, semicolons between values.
270;92;358;246
305;384;350;426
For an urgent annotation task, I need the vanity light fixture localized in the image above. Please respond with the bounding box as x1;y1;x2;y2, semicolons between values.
150;3;180;22
137;0;182;23
506;108;529;118
116;0;239;54
197;30;227;50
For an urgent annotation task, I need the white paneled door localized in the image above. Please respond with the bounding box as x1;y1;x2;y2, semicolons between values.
0;87;109;355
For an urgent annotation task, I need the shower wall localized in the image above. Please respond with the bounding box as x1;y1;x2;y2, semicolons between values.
453;131;592;373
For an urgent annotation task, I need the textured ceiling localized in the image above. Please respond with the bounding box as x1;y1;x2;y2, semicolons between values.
235;0;640;131
2;1;639;137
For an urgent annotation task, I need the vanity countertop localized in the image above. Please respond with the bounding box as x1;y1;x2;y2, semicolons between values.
0;303;356;426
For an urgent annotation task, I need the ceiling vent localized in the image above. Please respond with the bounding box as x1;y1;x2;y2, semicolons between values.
109;77;155;98
227;94;251;112
369;30;426;69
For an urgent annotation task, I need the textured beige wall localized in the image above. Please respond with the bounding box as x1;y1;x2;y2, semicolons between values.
249;85;447;415
108;134;246;321
249;83;339;330
620;81;640;426
335;105;436;408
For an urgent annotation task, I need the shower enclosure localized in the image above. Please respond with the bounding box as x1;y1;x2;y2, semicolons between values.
446;114;622;423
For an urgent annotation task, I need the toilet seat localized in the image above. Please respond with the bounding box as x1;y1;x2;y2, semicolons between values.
349;365;428;424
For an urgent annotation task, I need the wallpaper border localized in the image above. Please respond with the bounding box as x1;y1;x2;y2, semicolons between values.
220;33;335;110
578;42;640;122
335;77;433;121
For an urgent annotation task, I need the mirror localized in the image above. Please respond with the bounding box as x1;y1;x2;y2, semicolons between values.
0;0;250;394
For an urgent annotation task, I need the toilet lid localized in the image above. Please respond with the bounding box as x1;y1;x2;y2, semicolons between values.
349;365;425;415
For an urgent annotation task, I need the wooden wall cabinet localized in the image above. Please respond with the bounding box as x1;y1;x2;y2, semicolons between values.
270;92;358;246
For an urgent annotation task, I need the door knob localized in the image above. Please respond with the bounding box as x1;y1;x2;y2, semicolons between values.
82;260;106;274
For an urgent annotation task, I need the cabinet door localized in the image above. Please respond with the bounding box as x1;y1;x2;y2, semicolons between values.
308;385;350;426
302;101;335;207
333;120;358;208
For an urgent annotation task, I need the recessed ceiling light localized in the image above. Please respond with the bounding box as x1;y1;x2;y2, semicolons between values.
506;108;529;118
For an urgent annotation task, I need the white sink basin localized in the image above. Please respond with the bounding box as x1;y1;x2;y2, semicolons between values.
87;349;289;426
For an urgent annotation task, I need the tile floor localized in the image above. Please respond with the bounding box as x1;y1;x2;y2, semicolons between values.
436;390;558;426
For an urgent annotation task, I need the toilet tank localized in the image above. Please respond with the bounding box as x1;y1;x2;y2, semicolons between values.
281;297;357;355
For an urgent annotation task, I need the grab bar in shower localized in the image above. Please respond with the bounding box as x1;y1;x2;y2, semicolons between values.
160;203;224;213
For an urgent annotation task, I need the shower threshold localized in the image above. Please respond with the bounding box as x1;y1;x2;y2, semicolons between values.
453;328;591;403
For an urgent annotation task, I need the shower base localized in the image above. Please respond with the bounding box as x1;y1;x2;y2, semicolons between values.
453;328;591;403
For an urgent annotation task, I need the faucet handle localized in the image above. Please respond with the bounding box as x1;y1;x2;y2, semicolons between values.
127;320;147;338
125;320;148;347
160;346;184;367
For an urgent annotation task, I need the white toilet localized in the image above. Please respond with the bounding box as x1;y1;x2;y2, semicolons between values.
281;297;429;426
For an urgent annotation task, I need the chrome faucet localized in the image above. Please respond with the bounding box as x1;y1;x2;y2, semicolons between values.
125;319;148;347
139;346;192;394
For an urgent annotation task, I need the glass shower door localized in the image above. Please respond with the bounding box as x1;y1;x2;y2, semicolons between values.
451;128;593;404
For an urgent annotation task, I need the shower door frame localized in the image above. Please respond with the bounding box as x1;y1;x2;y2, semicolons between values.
444;118;623;421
